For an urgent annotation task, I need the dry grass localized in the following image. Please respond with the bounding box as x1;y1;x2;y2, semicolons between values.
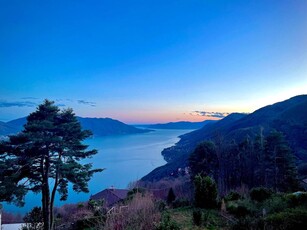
104;193;160;230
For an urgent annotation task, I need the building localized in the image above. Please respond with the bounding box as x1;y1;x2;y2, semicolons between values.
90;187;129;207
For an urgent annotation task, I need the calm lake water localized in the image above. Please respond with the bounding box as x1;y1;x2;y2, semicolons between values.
4;129;192;214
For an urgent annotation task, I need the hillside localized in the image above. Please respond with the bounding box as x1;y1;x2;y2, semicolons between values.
143;120;216;130
77;117;151;136
0;117;151;137
0;121;19;136
142;95;307;182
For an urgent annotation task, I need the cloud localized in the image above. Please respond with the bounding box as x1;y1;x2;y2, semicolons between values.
20;97;39;100
77;100;96;107
190;111;230;118
56;103;66;107
0;101;37;108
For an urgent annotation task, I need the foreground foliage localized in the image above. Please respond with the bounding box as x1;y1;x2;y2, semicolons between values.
0;100;102;230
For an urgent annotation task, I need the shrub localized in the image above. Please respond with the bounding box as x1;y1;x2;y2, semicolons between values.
231;216;259;230
261;194;289;214
23;207;43;230
225;191;241;202
286;192;307;208
226;200;255;218
105;193;160;230
250;187;272;202
192;209;202;226
155;213;180;230
194;174;218;209
172;198;190;208
265;208;307;230
167;188;176;205
156;200;167;211
202;209;225;228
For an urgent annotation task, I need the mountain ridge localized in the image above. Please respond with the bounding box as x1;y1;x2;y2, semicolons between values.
0;116;151;137
142;95;307;182
142;120;217;130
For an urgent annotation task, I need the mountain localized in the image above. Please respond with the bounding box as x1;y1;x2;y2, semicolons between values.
143;120;217;130
77;117;151;136
5;117;27;133
0;121;18;136
142;95;307;182
0;117;151;137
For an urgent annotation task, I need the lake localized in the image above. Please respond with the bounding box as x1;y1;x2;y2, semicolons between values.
3;129;192;214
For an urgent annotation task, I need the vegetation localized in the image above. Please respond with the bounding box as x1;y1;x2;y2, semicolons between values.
194;174;217;209
0;100;102;230
1;96;306;229
167;188;176;205
188;130;300;194
22;207;43;230
189;141;219;181
155;212;180;230
143;95;307;183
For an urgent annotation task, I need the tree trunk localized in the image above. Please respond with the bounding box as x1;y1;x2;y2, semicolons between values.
50;160;60;230
42;155;51;230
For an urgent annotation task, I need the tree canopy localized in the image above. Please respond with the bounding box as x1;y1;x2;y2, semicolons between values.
0;100;102;230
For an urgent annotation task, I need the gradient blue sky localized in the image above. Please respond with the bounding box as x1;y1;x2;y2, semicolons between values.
1;0;306;123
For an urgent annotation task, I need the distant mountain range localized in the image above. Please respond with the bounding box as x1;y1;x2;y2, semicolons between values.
0;117;151;137
143;120;217;130
142;95;307;182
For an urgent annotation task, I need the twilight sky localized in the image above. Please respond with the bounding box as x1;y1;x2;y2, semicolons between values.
1;0;306;123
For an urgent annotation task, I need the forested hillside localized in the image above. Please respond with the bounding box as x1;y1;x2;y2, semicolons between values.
142;95;307;188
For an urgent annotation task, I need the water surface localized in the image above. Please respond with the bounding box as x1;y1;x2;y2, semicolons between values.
4;129;192;214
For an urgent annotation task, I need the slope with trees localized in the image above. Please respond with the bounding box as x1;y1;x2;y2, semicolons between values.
142;95;307;183
143;120;216;130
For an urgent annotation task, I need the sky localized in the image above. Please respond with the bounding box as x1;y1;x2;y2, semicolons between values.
0;0;306;124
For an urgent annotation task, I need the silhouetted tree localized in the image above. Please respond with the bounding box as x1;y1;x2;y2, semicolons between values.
189;141;219;181
167;187;176;205
264;130;299;192
0;100;102;230
194;174;217;209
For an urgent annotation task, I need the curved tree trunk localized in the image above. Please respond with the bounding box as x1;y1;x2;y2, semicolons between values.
43;155;51;230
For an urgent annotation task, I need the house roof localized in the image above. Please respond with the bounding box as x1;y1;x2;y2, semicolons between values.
90;188;129;207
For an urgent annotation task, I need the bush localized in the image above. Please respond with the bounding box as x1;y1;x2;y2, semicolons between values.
226;200;255;218
250;187;272;202
194;174;218;209
265;208;307;230
23;207;43;230
167;188;176;205
192;209;202;226
172;198;190;208
155;213;180;230
105;193;160;230
231;216;260;230
225;191;241;202
156;200;167;211
286;192;307;208
261;194;289;214
202;209;226;228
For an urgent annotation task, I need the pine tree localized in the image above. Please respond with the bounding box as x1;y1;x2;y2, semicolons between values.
0;100;102;230
167;187;176;205
254;127;266;187
264;130;299;192
193;174;217;209
189;141;219;182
